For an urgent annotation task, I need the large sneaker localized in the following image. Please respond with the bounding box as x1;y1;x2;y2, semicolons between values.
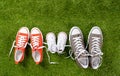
14;27;29;64
57;32;67;54
30;27;43;64
46;32;57;53
88;26;103;69
69;26;89;68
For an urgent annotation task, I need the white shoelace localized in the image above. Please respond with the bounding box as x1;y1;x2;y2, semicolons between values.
9;35;28;57
73;36;89;58
73;37;83;50
90;37;103;57
17;35;27;48
31;36;40;49
44;46;59;64
42;42;59;64
90;37;103;67
66;36;89;60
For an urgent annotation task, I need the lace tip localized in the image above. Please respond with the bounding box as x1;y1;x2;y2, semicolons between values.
65;56;70;59
50;62;59;64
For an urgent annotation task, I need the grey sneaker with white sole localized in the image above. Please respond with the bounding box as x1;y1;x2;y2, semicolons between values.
88;26;103;69
69;26;89;68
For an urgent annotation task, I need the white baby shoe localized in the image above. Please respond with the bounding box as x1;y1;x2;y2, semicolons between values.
57;32;67;54
46;32;57;53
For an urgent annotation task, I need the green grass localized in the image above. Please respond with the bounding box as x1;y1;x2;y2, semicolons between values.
0;0;120;76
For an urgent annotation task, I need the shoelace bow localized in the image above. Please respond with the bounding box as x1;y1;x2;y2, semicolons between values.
73;36;89;59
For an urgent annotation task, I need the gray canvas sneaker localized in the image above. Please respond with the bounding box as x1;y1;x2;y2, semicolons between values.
88;26;103;69
69;26;89;68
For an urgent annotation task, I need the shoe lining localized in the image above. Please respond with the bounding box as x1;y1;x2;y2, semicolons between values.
32;51;40;62
15;50;23;61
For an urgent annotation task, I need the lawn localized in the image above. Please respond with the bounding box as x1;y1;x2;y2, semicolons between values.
0;0;120;76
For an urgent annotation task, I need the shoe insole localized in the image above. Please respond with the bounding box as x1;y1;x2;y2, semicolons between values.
15;50;23;61
32;51;40;62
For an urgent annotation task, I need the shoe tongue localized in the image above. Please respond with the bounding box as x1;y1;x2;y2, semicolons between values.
92;57;100;69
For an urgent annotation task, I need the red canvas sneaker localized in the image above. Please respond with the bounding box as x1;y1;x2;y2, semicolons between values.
30;27;43;64
14;27;29;64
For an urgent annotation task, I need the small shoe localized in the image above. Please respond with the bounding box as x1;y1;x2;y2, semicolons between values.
57;32;67;54
30;27;43;64
46;32;57;53
88;26;103;69
69;26;89;68
14;27;29;64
